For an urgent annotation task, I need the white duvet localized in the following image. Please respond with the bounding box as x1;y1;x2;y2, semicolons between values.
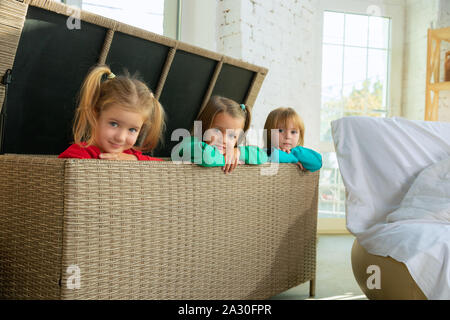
331;117;450;300
386;157;450;224
359;157;450;300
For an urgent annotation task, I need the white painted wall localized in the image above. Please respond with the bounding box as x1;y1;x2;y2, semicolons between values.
179;0;218;52
402;0;450;121
402;0;438;120
437;0;450;122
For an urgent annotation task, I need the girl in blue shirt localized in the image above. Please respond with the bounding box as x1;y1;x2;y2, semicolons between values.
263;107;322;172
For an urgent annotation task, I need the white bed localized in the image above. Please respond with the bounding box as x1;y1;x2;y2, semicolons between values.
331;116;450;300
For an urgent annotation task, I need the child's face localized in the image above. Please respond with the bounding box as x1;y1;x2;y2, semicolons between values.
205;112;245;154
273;121;300;151
94;105;144;154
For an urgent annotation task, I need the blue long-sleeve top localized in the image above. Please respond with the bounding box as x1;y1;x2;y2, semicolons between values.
171;137;268;166
268;146;322;172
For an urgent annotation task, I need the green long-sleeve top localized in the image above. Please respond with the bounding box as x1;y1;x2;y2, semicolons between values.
171;137;268;166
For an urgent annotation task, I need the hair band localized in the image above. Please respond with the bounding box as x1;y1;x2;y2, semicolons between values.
107;72;116;79
240;104;246;111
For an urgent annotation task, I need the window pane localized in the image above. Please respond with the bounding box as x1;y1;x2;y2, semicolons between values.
320;10;391;223
321;44;343;96
82;0;165;34
344;14;368;47
323;11;344;44
369;16;390;49
320;107;342;142
367;49;388;80
343;46;367;97
368;49;389;112
321;43;344;142
319;152;346;219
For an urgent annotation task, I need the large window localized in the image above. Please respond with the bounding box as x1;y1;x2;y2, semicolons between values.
82;0;166;34
58;0;180;38
317;0;404;231
319;11;391;219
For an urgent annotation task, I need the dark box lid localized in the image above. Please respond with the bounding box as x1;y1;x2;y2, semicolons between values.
0;0;267;157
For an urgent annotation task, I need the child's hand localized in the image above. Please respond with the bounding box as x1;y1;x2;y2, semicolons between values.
281;147;291;154
99;153;138;161
223;147;241;174
296;161;307;171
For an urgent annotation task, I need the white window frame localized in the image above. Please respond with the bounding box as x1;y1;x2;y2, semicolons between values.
316;0;404;234
164;0;182;40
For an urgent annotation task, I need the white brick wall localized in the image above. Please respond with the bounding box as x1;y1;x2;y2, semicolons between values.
216;0;322;149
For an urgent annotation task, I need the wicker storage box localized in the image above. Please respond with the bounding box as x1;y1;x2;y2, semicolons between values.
0;0;319;299
0;0;267;157
0;154;318;299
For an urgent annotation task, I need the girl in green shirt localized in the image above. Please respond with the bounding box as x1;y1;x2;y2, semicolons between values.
171;96;267;173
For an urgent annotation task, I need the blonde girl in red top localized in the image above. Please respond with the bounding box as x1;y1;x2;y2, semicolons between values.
59;65;165;160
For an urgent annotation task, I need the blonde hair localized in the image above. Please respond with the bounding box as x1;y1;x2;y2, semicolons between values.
194;95;251;145
263;107;305;149
72;64;165;152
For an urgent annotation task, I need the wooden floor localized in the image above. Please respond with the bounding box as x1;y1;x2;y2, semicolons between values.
270;234;367;300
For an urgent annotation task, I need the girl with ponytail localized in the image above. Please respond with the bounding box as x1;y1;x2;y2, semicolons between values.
172;95;267;174
59;64;165;160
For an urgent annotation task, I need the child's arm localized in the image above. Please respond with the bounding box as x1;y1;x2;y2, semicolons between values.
58;143;97;159
135;154;164;161
269;148;298;163
99;153;138;160
290;146;322;172
99;150;164;161
238;146;268;165
127;149;163;161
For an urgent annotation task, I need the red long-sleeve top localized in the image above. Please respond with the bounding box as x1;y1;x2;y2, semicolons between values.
58;143;163;161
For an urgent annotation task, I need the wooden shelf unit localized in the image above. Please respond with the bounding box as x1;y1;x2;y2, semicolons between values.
425;27;450;121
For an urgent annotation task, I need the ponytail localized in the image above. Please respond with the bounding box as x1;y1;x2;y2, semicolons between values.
238;103;252;145
138;98;166;152
242;103;252;133
73;65;112;146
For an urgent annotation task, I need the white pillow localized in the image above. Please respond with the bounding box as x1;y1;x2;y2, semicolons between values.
331;116;450;235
